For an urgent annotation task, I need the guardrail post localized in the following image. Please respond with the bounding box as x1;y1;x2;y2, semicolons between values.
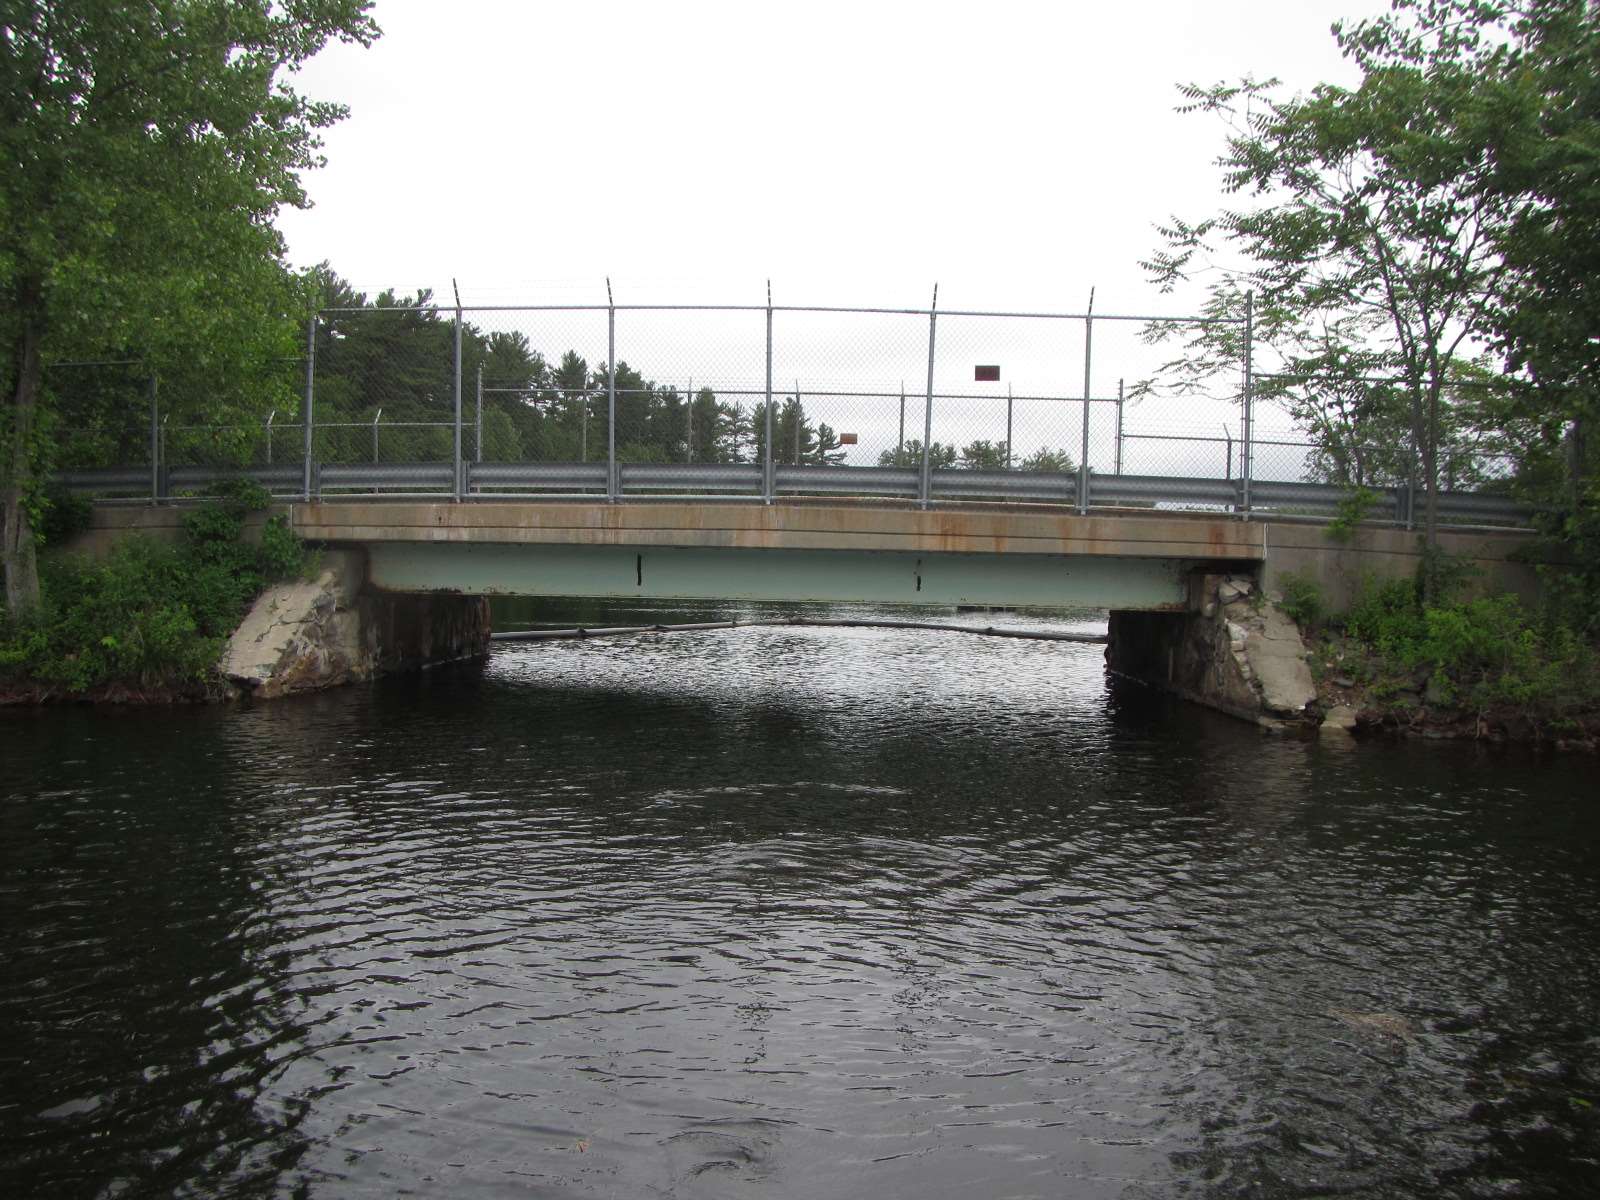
920;284;938;509
607;278;618;502
1241;290;1254;520
764;281;774;504
303;313;316;502
452;298;463;502
1078;290;1093;515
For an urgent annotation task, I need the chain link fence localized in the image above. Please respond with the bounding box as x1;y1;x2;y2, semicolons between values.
48;300;1531;526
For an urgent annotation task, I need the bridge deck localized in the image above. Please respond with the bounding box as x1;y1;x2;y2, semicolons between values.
290;501;1269;561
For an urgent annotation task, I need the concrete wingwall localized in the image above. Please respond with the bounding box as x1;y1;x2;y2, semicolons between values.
1258;522;1541;611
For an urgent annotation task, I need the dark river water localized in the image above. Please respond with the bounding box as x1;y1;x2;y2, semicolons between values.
3;602;1600;1199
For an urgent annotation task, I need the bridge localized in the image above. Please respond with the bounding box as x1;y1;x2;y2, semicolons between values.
56;294;1535;613
76;490;1539;614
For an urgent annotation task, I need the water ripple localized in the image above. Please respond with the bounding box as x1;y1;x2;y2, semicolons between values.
3;614;1600;1197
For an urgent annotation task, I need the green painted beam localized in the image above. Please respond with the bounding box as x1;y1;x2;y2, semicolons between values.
364;542;1188;609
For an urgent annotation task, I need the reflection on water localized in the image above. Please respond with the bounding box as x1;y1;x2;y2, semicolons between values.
2;605;1599;1198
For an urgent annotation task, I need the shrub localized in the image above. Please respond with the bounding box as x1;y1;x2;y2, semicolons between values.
36;485;94;548
1342;576;1425;659
1277;572;1324;628
1325;486;1379;544
1;491;310;696
1338;574;1600;720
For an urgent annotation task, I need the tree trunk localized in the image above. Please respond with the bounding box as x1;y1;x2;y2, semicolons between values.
1420;377;1443;603
3;291;45;621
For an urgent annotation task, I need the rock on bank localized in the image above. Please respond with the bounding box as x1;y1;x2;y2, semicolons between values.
220;549;490;698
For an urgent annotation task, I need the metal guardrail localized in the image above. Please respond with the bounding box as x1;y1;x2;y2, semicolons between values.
55;461;1534;528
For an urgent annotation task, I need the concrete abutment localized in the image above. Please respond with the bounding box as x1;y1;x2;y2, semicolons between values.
1106;571;1320;729
220;549;490;699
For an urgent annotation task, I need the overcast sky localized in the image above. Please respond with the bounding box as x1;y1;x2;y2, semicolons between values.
277;0;1396;461
279;0;1392;314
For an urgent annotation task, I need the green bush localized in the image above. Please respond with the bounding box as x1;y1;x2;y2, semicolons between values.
0;492;310;695
36;485;94;548
1277;572;1324;628
1325;486;1379;544
1337;574;1599;719
1343;577;1425;658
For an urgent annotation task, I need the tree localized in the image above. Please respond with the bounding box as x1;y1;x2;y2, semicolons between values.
1020;447;1076;473
2;1;380;618
877;440;956;469
1485;0;1600;627
811;423;848;466
745;396;819;465
1140;2;1529;595
689;387;742;464
959;440;1009;470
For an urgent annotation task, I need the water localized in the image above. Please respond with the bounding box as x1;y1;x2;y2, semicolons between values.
3;605;1599;1198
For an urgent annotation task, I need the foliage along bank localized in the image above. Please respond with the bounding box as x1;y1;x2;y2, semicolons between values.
1279;568;1600;750
0;484;310;703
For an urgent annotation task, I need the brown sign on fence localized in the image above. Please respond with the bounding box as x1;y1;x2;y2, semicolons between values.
974;365;1000;382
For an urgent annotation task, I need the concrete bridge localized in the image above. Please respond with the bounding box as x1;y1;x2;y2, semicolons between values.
80;498;1540;612
69;497;1541;719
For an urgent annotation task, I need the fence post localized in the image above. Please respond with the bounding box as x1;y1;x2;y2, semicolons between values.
1006;385;1014;469
148;373;159;504
920;284;938;509
475;364;483;464
793;380;801;465
265;410;275;467
452;300;463;501
898;385;905;463
764;281;774;504
1242;290;1254;519
372;408;382;463
686;377;693;464
607;278;617;502
303;313;316;502
1114;379;1124;476
1224;425;1233;481
1078;289;1094;514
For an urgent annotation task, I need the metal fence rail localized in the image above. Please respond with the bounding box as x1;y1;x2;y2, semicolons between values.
49;297;1535;531
56;460;1533;529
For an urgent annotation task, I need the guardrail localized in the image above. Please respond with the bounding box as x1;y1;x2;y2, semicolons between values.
55;460;1533;530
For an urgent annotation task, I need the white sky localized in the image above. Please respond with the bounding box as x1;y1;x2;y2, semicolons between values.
277;0;1395;466
280;0;1390;313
